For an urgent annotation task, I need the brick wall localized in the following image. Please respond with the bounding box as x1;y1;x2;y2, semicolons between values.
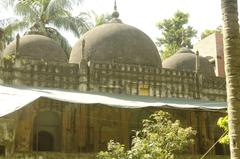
0;57;226;101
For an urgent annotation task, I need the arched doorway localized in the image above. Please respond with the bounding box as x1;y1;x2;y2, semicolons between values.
33;111;61;151
33;131;54;151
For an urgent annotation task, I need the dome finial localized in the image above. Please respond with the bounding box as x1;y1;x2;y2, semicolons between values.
16;33;20;55
111;0;122;23
195;50;200;73
114;0;117;11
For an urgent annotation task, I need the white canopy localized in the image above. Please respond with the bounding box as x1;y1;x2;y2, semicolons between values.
0;84;227;117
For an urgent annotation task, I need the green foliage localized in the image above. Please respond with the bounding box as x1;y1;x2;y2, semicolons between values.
0;18;26;47
201;26;222;39
97;111;196;159
201;30;216;40
156;11;197;59
0;0;92;55
217;115;229;144
2;54;16;63
94;13;112;26
97;140;128;159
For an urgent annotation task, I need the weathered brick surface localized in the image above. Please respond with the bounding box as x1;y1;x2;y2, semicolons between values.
0;56;227;156
0;57;226;101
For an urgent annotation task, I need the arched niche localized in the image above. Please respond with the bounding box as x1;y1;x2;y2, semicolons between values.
32;111;62;152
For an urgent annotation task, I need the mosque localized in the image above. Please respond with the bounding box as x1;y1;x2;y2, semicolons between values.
0;2;228;158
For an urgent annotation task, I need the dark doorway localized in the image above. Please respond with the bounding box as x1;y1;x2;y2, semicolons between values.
33;131;54;151
33;111;61;151
0;145;5;156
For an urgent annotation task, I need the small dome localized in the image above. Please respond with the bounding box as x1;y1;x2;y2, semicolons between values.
2;35;67;62
70;23;162;67
162;48;215;76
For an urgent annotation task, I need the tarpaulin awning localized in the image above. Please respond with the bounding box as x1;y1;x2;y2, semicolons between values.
0;84;227;117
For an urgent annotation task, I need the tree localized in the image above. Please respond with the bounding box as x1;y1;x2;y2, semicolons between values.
0;18;27;49
97;111;196;159
156;11;197;59
0;0;91;56
201;26;222;39
221;0;240;158
93;13;112;26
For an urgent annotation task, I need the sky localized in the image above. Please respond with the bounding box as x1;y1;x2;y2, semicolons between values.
0;0;230;46
73;0;223;45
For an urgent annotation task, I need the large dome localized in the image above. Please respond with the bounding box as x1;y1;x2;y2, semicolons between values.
162;48;215;76
70;23;162;67
2;35;67;62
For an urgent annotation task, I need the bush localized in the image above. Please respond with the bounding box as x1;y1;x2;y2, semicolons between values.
97;111;196;159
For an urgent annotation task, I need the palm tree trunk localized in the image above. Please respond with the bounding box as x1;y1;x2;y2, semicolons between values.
221;0;240;158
